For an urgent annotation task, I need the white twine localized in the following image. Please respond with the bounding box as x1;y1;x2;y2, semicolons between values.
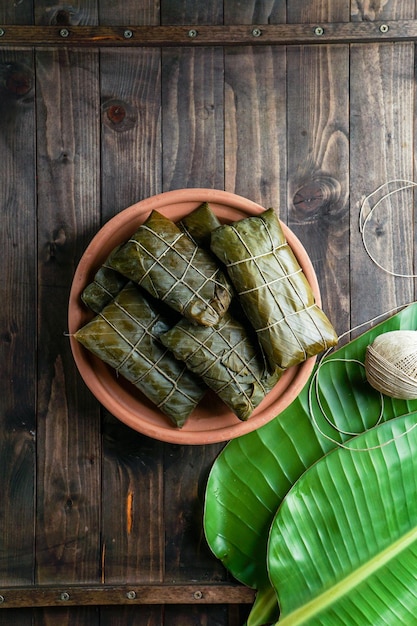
359;179;417;278
309;178;417;450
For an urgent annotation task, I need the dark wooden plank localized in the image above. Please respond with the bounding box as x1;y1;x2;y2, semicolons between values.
223;45;287;212
100;606;160;626
286;43;350;335
34;607;99;626
99;29;164;612
223;2;287;212
349;41;415;329
100;423;164;586
99;0;158;25
286;1;350;336
0;610;33;626
0;48;36;600
32;7;102;626
160;11;227;616
224;0;285;24
98;5;164;626
161;46;224;190
351;0;415;21
100;47;162;218
35;47;102;592
34;2;98;26
0;0;33;24
287;0;349;23
160;0;222;25
349;0;416;330
163;443;227;583
159;8;237;626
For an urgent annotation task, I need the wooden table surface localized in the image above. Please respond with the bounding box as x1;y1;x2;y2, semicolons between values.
1;1;416;624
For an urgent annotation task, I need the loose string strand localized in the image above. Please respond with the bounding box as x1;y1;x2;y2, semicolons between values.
359;179;417;278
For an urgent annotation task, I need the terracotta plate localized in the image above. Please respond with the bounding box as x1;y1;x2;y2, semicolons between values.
68;189;320;444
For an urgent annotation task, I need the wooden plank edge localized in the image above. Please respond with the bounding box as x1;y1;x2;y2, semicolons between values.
0;21;416;47
0;583;256;608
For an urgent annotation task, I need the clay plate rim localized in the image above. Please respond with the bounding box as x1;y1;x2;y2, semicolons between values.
68;188;319;445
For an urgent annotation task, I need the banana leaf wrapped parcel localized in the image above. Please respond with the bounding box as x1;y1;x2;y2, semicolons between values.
81;245;128;313
74;282;207;428
178;202;221;247
210;208;338;370
160;311;283;421
110;210;233;327
82;204;221;314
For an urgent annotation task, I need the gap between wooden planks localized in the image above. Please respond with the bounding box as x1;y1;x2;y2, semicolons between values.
0;21;416;47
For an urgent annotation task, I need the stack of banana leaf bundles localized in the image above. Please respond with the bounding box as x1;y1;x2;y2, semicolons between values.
74;203;338;428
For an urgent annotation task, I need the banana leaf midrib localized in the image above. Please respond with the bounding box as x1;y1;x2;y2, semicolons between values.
277;522;417;625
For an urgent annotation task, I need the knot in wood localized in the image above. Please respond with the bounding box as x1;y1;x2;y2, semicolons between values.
291;174;345;224
101;99;137;132
107;104;126;125
43;6;83;26
293;182;323;214
3;64;33;97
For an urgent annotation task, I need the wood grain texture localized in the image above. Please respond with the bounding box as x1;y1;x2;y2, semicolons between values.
349;0;416;330
288;0;349;22
224;45;287;211
34;2;98;26
351;0;415;21
35;48;101;587
349;41;415;328
161;46;224;190
0;582;254;606
0;610;33;626
286;43;350;335
34;606;98;626
100;48;162;218
98;4;163;625
160;7;228;606
99;50;164;626
99;0;158;26
160;0;224;191
163;443;226;582
161;0;223;25
3;1;417;624
101;420;164;585
0;49;36;594
0;0;33;23
223;0;286;24
4;23;417;47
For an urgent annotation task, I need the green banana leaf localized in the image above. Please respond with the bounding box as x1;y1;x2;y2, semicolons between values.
204;302;417;625
268;411;417;625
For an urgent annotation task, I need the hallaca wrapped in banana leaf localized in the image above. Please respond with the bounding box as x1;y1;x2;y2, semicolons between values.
210;208;338;370
160;311;283;421
178;202;221;247
110;210;232;327
74;282;207;428
81;245;128;313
